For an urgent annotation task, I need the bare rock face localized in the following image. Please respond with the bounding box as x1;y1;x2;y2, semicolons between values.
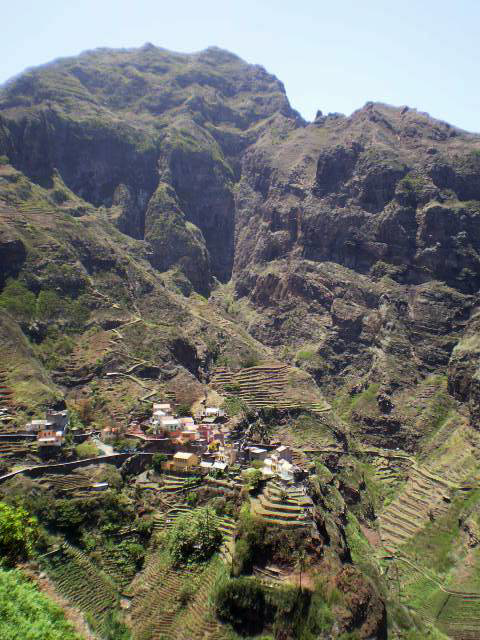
335;565;387;639
0;45;300;295
448;312;480;424
1;47;480;432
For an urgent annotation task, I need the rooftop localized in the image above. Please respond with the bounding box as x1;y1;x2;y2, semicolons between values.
173;451;195;460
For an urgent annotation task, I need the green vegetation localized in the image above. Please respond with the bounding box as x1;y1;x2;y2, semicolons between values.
244;468;263;491
215;576;267;634
152;453;167;472
0;569;82;640
239;353;261;368
0;278;90;342
75;441;100;459
101;611;131;640
0;502;38;567
215;576;336;638
0;280;36;322
333;383;380;423
222;394;248;417
166;507;222;565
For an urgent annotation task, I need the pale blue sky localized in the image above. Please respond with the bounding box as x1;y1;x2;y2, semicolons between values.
2;0;479;131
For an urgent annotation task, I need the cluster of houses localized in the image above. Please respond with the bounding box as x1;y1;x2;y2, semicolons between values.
26;410;69;448
16;400;301;484
127;402;235;473
128;402;299;481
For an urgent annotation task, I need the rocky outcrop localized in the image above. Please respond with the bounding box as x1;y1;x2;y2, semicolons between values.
1;44;480;427
0;45;301;295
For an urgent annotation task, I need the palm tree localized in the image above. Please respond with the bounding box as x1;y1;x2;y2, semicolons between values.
295;547;307;592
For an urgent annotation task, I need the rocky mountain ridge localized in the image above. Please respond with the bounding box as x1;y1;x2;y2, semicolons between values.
1;44;480;437
3;44;480;640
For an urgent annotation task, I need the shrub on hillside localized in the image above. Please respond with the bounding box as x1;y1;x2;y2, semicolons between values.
176;402;192;416
166;507;222;565
75;441;99;459
0;503;38;567
152;453;167;472
0;569;80;639
244;468;263;491
214;577;267;634
0;280;36;322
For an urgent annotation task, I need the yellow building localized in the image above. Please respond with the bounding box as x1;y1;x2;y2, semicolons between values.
163;451;199;472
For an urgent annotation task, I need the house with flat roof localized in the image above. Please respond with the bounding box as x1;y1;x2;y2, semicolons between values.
154;403;172;413
248;446;269;461
164;451;199;472
158;416;181;432
26;419;53;433
37;430;64;448
275;445;292;462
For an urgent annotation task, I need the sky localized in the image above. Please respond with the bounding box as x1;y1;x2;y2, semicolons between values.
2;0;479;131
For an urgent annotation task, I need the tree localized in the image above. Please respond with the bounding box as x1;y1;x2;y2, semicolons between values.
177;402;192;417
48;500;86;534
166;508;222;565
0;503;38;567
214;577;266;634
0;568;80;639
245;469;263;491
295;547;307;591
152;453;167;473
75;441;99;459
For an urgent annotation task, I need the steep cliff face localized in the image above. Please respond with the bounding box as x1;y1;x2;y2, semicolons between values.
0;45;301;293
229;102;480;432
1;44;480;427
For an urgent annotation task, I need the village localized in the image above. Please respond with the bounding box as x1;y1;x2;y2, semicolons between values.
0;395;311;518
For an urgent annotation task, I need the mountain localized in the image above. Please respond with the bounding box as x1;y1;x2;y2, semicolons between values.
1;44;480;639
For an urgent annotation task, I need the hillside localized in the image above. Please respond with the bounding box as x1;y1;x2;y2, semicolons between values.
1;44;480;639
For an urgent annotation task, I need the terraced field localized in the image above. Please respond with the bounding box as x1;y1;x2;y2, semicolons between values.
128;549;228;640
370;456;404;488
0;370;13;409
211;363;329;413
160;472;200;494
379;466;451;553
0;442;30;458
130;555;196;640
394;556;480;640
155;506;236;565
435;592;480;639
173;556;226;640
251;480;313;529
44;543;118;631
38;473;93;493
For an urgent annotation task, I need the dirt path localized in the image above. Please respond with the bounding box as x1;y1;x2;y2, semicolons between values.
21;566;98;639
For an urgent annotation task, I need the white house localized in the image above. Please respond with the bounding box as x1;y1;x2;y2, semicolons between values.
204;407;225;418
249;446;269;461
26;419;53;433
153;403;172;413
262;453;295;481
159;416;181;432
278;459;295;482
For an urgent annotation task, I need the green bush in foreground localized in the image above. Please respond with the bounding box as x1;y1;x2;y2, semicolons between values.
0;568;81;640
0;502;38;567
